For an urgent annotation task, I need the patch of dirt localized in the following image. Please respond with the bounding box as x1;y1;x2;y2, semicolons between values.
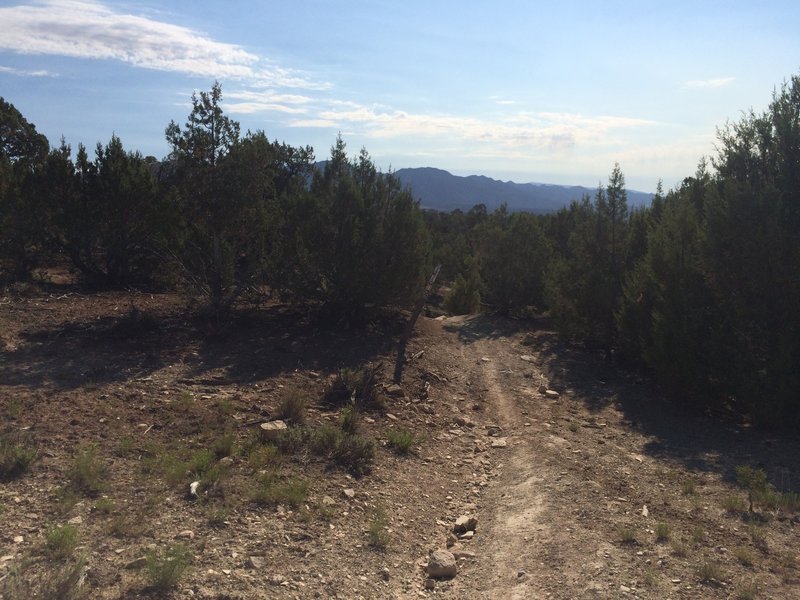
1;288;798;599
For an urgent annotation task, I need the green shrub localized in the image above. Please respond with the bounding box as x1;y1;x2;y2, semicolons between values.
0;432;37;480
279;389;308;425
736;466;768;512
45;524;79;561
340;405;359;435
309;424;344;456
386;428;417;455
2;556;86;600
145;544;192;591
275;426;307;455
68;445;107;496
186;448;215;476
247;444;282;470
323;364;382;409
733;546;756;566
697;561;724;584
616;525;637;544
654;522;671;542
444;272;481;315
332;434;375;476
367;508;390;549
722;495;747;514
249;473;308;508
212;431;235;459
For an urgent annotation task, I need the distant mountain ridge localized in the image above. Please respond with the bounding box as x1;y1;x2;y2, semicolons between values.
393;167;654;213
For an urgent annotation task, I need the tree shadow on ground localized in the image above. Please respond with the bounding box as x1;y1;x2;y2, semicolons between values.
529;323;799;493
0;300;402;391
442;313;530;344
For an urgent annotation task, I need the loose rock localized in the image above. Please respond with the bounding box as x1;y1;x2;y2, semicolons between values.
260;420;288;441
453;515;478;534
427;550;457;579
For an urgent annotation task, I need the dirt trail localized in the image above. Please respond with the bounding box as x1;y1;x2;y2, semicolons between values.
447;328;556;599
436;316;800;600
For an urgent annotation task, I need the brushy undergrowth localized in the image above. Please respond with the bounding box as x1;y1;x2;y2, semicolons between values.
367;508;390;549
0;431;37;480
68;445;108;496
249;473;308;508
45;524;80;561
386;428;418;455
145;544;192;592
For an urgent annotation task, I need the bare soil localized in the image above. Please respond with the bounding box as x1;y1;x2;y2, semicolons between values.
1;283;798;599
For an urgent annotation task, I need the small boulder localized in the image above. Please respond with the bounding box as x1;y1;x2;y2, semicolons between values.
427;550;457;579
260;420;288;441
385;384;405;397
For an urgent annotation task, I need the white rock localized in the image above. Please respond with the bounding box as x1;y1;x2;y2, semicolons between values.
260;420;288;441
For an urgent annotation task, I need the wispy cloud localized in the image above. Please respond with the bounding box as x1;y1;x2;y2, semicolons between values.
0;0;328;89
289;104;655;155
223;90;313;115
0;64;55;77
686;77;735;89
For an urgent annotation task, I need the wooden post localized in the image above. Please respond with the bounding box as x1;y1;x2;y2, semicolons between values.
394;264;441;383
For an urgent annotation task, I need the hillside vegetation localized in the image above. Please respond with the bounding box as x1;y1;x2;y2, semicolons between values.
2;75;800;430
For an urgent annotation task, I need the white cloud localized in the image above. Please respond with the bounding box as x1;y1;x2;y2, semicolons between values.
0;64;55;76
0;0;328;88
686;77;735;89
224;90;313;115
288;104;655;156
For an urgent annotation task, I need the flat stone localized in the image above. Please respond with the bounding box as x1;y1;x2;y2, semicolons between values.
343;488;356;499
491;438;508;448
385;384;405;397
260;420;288;441
427;550;457;579
545;390;560;398
68;516;83;525
247;556;267;569
519;355;536;362
176;530;194;540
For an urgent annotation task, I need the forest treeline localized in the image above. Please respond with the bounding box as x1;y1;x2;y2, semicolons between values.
1;76;799;429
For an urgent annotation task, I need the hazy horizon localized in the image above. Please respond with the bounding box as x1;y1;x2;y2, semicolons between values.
2;0;799;194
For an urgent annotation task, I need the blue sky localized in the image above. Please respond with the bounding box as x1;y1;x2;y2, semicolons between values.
1;1;798;192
